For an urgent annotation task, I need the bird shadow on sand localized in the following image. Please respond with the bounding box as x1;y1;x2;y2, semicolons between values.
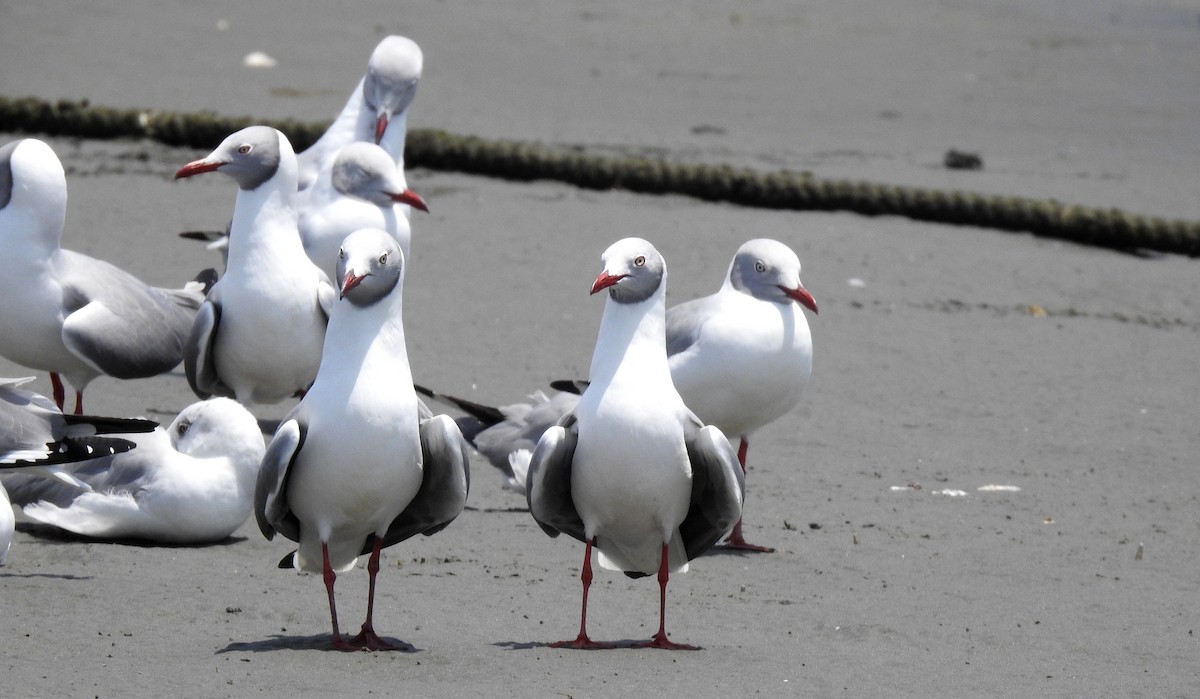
493;638;686;651
218;634;421;654
14;521;248;549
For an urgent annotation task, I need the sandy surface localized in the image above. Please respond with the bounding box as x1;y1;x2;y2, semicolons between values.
2;1;1199;696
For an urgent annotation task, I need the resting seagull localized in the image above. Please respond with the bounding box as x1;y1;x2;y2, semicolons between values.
3;397;264;544
175;126;335;404
0;138;211;414
0;376;157;563
527;237;743;650
255;228;469;651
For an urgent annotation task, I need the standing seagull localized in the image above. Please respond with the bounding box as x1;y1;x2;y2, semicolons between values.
298;142;428;282
296;35;423;193
3;397;265;544
0;376;157;563
0;138;210;414
175;126;335;404
527;237;743;650
255;228;469;651
666;238;817;551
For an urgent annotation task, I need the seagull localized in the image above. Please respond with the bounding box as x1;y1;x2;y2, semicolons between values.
0;376;157;563
296;35;423;193
298;142;428;282
3;397;265;544
527;237;743;650
255;228;470;652
0;138;212;414
665;238;817;552
175;126;335;405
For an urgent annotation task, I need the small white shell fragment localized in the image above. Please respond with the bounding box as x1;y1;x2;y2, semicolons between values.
977;484;1021;492
243;51;278;68
932;489;967;497
847;277;866;288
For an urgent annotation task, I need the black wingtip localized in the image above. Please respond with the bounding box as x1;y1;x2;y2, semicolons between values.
193;268;219;295
60;414;159;434
549;379;589;395
277;551;296;569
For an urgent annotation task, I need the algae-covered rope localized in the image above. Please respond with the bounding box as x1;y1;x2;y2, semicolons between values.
1;95;1197;257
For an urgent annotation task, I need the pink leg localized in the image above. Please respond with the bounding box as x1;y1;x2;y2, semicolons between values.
635;543;699;650
73;390;84;416
722;439;775;553
551;538;612;649
50;373;66;412
321;542;352;651
347;535;410;651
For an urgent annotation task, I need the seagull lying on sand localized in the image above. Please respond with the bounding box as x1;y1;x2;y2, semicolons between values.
0;375;157;563
3;397;264;544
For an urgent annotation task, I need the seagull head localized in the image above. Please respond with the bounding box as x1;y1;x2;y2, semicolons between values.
336;228;404;306
728;238;818;314
330;142;428;212
591;237;666;304
363;36;422;144
174;126;286;191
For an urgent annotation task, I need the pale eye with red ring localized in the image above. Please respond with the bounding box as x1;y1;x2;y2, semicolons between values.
634;255;646;267
755;260;766;273
237;144;253;154
378;252;388;265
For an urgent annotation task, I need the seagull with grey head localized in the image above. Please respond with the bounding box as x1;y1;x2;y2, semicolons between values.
298;141;428;282
255;228;469;652
527;237;743;650
0;138;211;414
665;237;817;551
296;35;423;194
175;126;335;405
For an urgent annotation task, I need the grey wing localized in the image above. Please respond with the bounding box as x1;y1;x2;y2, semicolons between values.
526;412;585;542
254;419;305;542
370;414;471;552
472;391;579;475
57;251;195;379
665;296;714;358
680;421;745;560
184;298;234;399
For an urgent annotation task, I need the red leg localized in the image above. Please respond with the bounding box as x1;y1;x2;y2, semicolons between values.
635;543;699;650
50;373;66;412
321;542;352;650
551;538;612;649
347;535;411;651
722;438;775;553
73;389;84;416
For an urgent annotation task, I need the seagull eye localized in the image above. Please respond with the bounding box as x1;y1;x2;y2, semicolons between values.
755;260;766;273
634;255;646;267
378;252;388;265
176;420;191;437
237;144;253;155
338;247;345;259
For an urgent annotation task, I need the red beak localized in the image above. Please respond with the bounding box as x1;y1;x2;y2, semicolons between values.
392;188;429;213
174;159;222;180
374;113;389;144
781;284;819;314
591;271;626;295
341;272;366;298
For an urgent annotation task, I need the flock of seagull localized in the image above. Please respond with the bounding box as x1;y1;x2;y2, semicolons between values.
0;35;817;652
